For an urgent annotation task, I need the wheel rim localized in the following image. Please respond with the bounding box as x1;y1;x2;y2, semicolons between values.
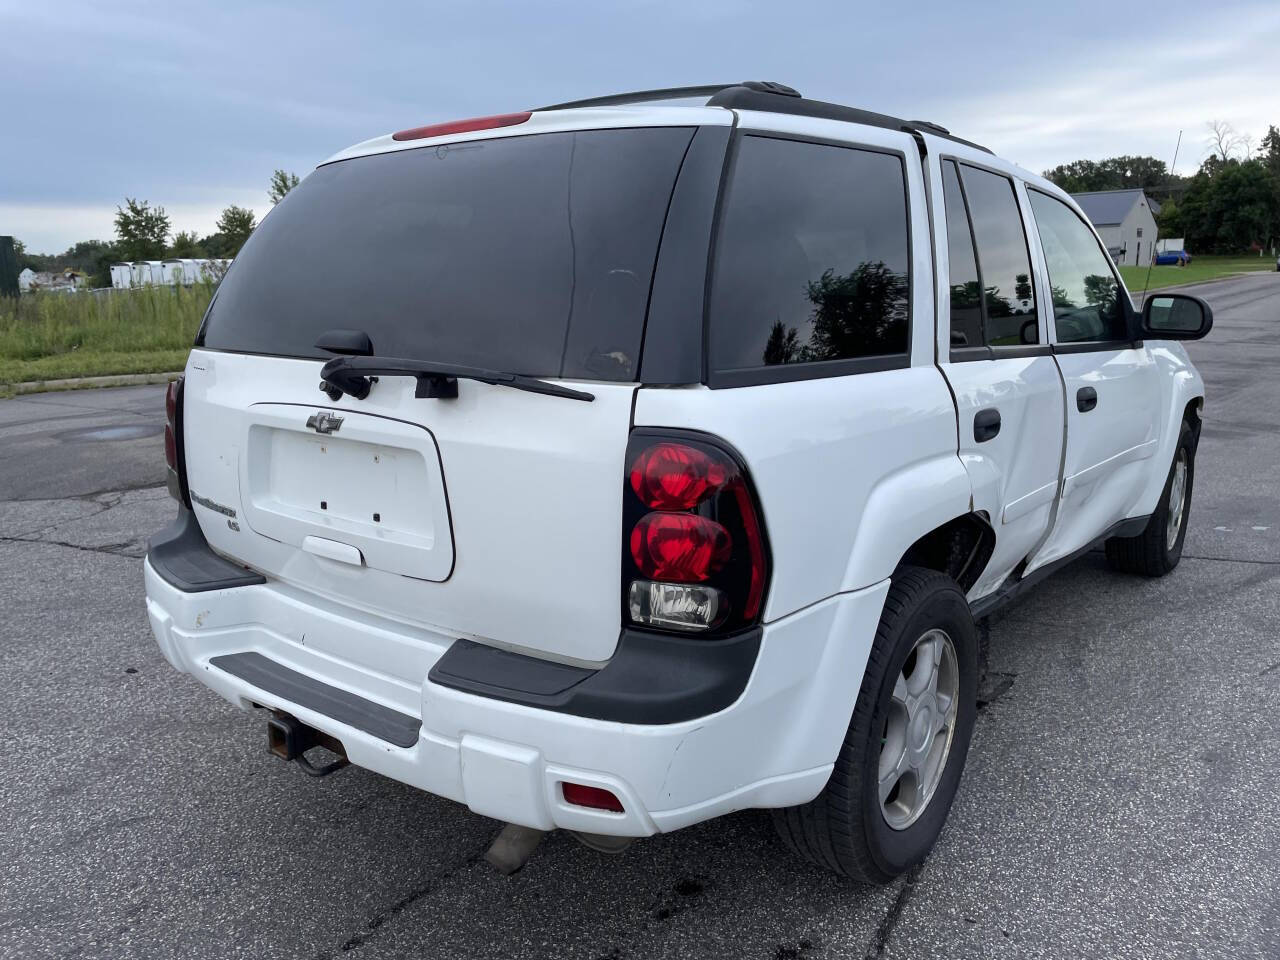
878;628;960;831
1166;450;1188;552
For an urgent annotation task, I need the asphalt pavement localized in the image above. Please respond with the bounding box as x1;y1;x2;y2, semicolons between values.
1;272;1278;959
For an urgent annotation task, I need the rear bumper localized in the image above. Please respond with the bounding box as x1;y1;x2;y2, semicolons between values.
144;536;890;837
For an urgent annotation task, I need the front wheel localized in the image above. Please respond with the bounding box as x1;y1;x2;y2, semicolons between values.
772;566;978;882
1104;420;1196;576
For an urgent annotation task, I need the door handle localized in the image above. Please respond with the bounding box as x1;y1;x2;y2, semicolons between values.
1077;386;1098;412
974;408;1001;443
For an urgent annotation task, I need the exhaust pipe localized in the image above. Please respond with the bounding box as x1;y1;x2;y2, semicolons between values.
266;712;350;778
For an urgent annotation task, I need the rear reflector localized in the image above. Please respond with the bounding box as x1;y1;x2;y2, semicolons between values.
561;782;624;813
392;111;532;142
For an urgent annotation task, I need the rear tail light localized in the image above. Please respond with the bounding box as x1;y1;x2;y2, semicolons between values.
561;782;625;813
164;376;190;506
622;431;769;635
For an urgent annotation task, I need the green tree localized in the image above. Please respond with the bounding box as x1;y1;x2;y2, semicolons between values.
1177;158;1279;252
114;198;171;261
216;205;256;256
167;230;205;258
268;169;300;205
1043;156;1173;193
1262;125;1280;175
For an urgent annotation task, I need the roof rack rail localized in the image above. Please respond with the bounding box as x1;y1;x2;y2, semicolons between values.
535;81;800;112
534;82;993;156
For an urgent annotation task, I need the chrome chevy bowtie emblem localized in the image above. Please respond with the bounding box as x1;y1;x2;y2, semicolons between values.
306;412;344;435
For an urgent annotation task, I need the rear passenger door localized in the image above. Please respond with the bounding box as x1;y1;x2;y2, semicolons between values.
1023;189;1162;572
933;156;1066;601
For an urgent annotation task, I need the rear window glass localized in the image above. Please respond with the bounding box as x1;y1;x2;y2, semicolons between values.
200;127;695;381
708;135;910;379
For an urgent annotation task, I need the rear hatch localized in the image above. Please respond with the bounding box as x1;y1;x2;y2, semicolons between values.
183;119;701;664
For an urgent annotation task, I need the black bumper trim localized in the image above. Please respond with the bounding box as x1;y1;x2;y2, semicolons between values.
211;651;422;748
147;507;265;593
428;627;762;725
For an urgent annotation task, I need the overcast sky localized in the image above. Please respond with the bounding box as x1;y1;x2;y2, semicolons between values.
4;0;1279;253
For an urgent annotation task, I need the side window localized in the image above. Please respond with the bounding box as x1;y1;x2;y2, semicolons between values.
958;164;1038;347
941;160;983;349
708;136;911;379
1027;191;1129;344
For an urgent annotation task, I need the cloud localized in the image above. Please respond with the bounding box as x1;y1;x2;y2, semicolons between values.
4;0;1278;252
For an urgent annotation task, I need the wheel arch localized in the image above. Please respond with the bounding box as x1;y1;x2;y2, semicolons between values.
896;512;996;594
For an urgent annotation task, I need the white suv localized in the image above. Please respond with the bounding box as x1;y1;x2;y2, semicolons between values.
144;82;1212;882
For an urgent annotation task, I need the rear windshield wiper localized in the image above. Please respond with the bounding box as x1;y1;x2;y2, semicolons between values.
318;355;595;403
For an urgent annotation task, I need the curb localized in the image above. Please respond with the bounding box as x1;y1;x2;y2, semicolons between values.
6;371;184;396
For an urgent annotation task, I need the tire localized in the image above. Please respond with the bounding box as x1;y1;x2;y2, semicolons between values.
772;566;978;882
1104;420;1196;577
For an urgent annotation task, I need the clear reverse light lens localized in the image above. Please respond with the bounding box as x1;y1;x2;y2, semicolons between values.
628;580;725;632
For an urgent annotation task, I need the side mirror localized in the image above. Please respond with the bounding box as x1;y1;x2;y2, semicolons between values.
1141;293;1212;340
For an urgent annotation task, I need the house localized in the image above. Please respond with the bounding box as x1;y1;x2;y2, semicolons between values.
18;267;35;292
1070;189;1160;267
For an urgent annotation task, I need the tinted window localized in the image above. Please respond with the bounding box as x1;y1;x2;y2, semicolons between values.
1027;191;1129;343
960;164;1037;346
201;128;694;381
708;136;910;375
941;160;983;349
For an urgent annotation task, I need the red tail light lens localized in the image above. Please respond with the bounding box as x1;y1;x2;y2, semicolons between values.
392;111;532;142
622;432;770;635
561;782;624;813
629;442;729;510
164;376;188;506
630;512;731;582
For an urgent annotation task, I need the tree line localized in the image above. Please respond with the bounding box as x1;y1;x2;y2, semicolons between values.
1044;121;1280;256
14;169;300;288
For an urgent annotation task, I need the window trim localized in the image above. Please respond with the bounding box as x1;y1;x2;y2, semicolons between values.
941;158;989;362
1025;186;1140;351
704;129;915;389
942;156;1042;363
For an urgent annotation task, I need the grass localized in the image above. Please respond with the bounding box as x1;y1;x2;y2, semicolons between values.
0;284;211;389
1118;255;1277;293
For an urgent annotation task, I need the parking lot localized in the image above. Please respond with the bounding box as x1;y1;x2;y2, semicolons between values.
1;271;1277;960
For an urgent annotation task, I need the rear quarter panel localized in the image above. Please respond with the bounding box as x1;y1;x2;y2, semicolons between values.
634;367;968;622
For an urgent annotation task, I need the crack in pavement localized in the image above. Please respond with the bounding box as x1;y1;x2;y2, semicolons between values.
315;851;486;958
0;483;164;543
0;534;142;558
0;479;166;505
865;864;922;958
1180;553;1280;566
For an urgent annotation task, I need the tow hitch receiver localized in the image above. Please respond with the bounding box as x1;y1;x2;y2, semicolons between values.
266;712;350;778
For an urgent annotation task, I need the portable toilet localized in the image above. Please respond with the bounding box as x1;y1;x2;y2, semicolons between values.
138;261;164;285
161;259;186;285
110;263;133;289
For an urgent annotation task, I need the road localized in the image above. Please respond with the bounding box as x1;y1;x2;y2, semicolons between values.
1;272;1278;960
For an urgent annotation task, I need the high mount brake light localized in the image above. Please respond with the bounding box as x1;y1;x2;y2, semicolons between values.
391;111;532;142
622;433;769;634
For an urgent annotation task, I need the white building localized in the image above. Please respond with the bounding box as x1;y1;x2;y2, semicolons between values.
1070;189;1160;267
